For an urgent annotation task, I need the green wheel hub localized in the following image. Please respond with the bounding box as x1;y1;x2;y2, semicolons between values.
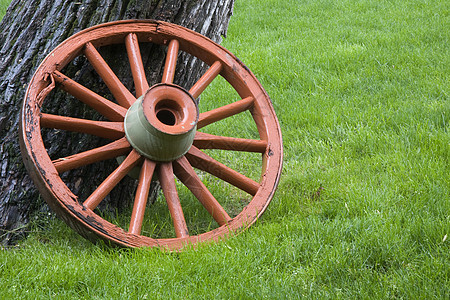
124;83;198;162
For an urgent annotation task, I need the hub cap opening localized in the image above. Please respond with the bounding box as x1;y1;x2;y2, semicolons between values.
155;99;183;126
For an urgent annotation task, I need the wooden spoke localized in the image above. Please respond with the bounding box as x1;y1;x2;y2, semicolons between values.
189;61;222;99
83;150;142;210
53;70;127;122
185;146;260;196
161;39;179;84
84;42;135;108
40;113;124;140
128;159;156;235
198;96;254;129
158;162;189;238
173;157;231;226
53;137;131;174
125;33;149;97
194;132;267;153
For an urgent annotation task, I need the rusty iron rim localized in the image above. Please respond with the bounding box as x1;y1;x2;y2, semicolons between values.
20;20;283;250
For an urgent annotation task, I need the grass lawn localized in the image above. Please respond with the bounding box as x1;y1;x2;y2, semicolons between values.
0;0;7;17
1;0;449;298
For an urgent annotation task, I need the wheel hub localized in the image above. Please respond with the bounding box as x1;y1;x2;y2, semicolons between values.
124;83;198;161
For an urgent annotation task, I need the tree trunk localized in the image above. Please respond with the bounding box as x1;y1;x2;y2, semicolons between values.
0;0;234;245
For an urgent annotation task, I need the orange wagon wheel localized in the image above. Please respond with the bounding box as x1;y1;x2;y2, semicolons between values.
20;20;283;250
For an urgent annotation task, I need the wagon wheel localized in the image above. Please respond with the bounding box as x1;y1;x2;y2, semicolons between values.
20;20;282;250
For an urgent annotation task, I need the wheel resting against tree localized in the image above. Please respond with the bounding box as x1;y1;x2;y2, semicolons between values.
20;20;282;250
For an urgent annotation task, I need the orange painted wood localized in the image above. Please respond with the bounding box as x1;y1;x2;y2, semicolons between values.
84;150;142;210
189;61;222;98
158;162;189;238
197;96;254;129
161;39;179;84
53;70;127;121
40;113;124;140
84;42;136;108
129;159;156;235
185;146;260;196
173;156;231;225
193;132;267;153
53;137;131;173
125;33;149;97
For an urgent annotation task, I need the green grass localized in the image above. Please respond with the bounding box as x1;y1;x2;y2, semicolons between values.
1;0;449;298
0;0;8;18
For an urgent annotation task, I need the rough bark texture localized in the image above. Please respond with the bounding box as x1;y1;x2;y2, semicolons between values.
0;0;234;245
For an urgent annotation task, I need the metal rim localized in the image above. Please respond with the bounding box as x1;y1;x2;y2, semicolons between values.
20;20;283;250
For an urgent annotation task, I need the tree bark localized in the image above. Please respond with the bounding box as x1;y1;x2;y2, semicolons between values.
0;0;234;245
